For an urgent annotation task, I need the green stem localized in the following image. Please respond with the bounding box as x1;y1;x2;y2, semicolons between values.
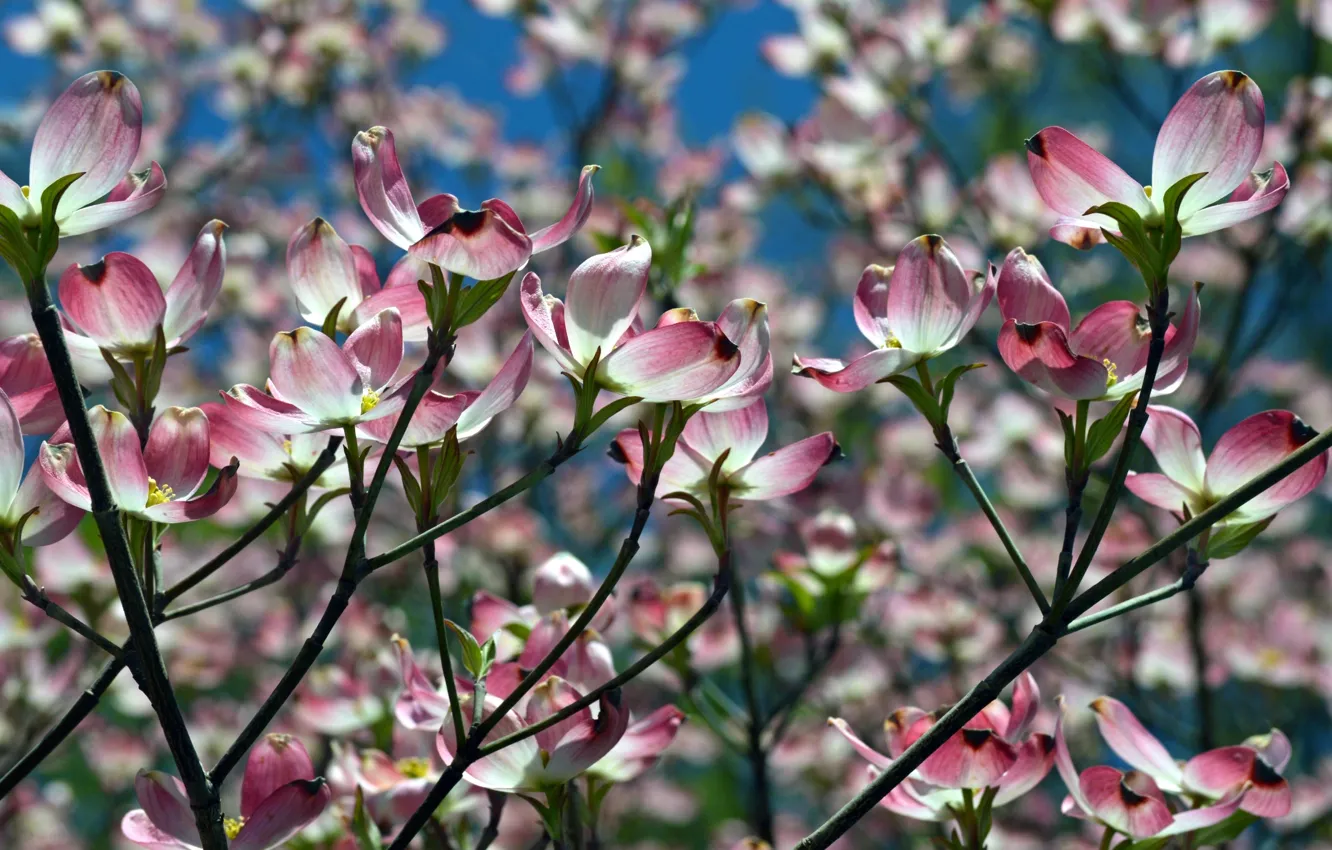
915;360;936;397
423;536;467;745
343;424;364;508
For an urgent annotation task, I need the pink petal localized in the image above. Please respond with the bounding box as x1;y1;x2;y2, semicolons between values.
1204;410;1328;522
1068;300;1150;379
392;635;452;730
1155;790;1250;836
1025;127;1151;219
1079;767;1175;838
139;461;238;524
162;220;227;344
58;253;166;352
608;427;711;496
0;335;61;432
221;384;318;435
1125;472;1193;514
1138;405;1207;493
532;552;595;614
356;390;470;448
1053;697;1091;816
56;161;166;237
0;168;29;216
589;705;685;783
1004;672;1041;741
681;397;769;469
38;442;91;511
1090;697;1184;791
529;164;599;254
791;348;920;392
352;126;424;250
1183;746;1291;817
268;328;363;425
240;734;316;820
351;245;382;298
827;718;891;769
196;402;291;482
470;589;530;645
875;774;949;822
564;237;652;366
883;235;976;355
121;809;198;850
597;321;741;402
915;722;1019;790
144;407;211;497
992;734;1056;806
1245;729;1292;773
1182;162;1290;236
995;247;1071;328
439;700;539;792
343;308;403;391
353;283;432;343
133;770;199;847
542;685;630;783
997;320;1110;400
0;390;22;509
418;193;463;230
1153;71;1266;217
885;707;930;758
519;272;579;372
852;265;894;347
1143;282;1202;398
31;71;143;217
707;298;772;407
408;202;533;281
8;469;83;545
286;218;363;329
456;332;533;440
729;432;837;500
89;405;150;511
230;779;330;850
1050;216;1114;250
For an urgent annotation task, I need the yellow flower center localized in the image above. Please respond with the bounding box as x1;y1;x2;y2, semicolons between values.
1143;185;1153;198
395;757;431;779
360;389;381;414
224;817;245;840
146;478;175;507
883;333;902;350
1258;648;1283;670
282;439;293;456
1103;358;1119;388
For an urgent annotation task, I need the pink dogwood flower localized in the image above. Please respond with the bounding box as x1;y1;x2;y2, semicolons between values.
995;248;1201;400
1;71;164;236
437;677;629;794
286;217;431;340
0;389;81;547
40;406;238;523
198;401;350;489
521;237;747;402
792;236;994;392
610;398;837;501
57;220;227;357
829;673;1055;822
221;309;410;434
1054;697;1256;839
1126;406;1327;539
356;332;533;447
1026;70;1288;248
0;334;63;432
586;705;687;785
353;125;596;279
122;733;330;850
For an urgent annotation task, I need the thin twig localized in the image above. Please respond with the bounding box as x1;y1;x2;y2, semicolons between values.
20;578;122;657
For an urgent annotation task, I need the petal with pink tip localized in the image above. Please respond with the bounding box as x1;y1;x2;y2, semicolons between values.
997;320;1109;400
354;284;431;343
885;707;930;758
439;696;538;792
31;71;143;216
609;427;711;496
1053;698;1092;816
133;771;199;847
144;407;211;498
343;308;403;391
1050;216;1114;250
287;218;363;328
230;779;330;850
0;169;29;217
564;237;652;365
1069;301;1150;378
1004;672;1041;741
916;725;1019;790
392;636;452;730
409;204;533;281
1205;410;1327;522
268;328;363;425
597;322;741;402
589;705;685;783
852;265;894;347
56;162;166;237
1245;729;1291;773
1125;473;1193;514
542;688;630;783
352;126;424;250
456;333;534;440
682;398;769;470
470;589;530;645
827;718;892;769
708;298;772;405
418;193;463;230
351;245;381;298
995;248;1071;329
791;348;920;392
1182;163;1289;236
58;253;166;352
140;461;238;523
992;734;1056;806
530;164;599;254
1139;405;1206;493
0;391;23;510
729;433;837;500
532;552;595;614
240;734;316;820
1025;127;1151;219
38;443;91;511
1090;697;1184;791
876;775;949;822
7;471;84;545
162;220;227;344
1155;790;1249;836
121;809;198;850
1153;71;1265;217
1182;746;1290;817
221;385;317;435
88;406;150;511
883;235;974;355
1079;767;1175;837
519;272;580;372
357;390;470;448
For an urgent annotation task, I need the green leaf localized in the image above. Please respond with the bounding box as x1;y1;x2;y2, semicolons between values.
455;270;517;329
38;172;83;263
0;205;36;281
349;787;383;850
100;350;138;412
144;326;168;405
321;297;348;339
444;619;487;679
1056;409;1076;468
1188;810;1258;846
0;545;26;588
390;454;422;515
770;571;817;624
937;363;985;420
884;374;942;426
1160;172;1207;226
1207;519;1273;560
1085;393;1136;466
